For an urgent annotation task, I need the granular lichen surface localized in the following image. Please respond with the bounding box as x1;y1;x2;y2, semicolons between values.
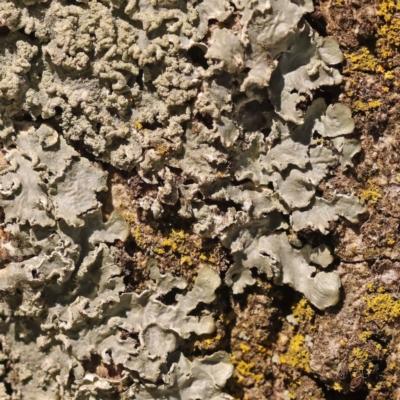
1;0;396;399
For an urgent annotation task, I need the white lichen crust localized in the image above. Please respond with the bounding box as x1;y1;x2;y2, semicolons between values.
0;0;365;397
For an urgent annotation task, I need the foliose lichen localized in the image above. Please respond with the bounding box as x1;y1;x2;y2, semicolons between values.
0;0;366;397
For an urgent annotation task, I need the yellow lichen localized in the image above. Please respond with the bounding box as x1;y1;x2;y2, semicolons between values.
384;70;395;80
280;334;310;373
344;0;400;125
194;333;222;350
366;282;375;292
288;381;302;394
333;382;343;392
160;229;189;251
352;100;369;112
237;361;264;384
368;100;382;108
352;100;381;113
231;356;264;385
133;121;143;130
204;334;221;346
239;343;251;353
364;292;400;322
134;226;147;249
257;345;267;354
291;298;314;323
367;362;375;375
352;347;369;363
153;247;165;255
156;144;170;156
377;285;385;293
377;65;385;73
198;253;216;263
180;255;192;265
361;180;382;204
359;330;373;343
386;233;396;246
344;47;378;72
377;0;400;58
153;229;216;267
122;211;135;224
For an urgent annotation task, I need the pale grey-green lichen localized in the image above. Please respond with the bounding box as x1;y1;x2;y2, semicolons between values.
0;0;365;397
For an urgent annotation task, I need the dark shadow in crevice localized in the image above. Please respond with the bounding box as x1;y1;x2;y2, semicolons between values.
157;287;187;306
0;26;10;38
304;10;328;37
187;46;209;70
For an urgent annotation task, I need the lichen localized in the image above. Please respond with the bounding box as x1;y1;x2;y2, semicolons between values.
343;0;400;109
352;99;382;113
344;47;379;72
377;0;400;59
364;292;400;322
386;233;396;246
333;382;343;392
291;299;314;323
361;180;383;204
231;355;264;386
0;0;366;313
0;0;367;396
280;334;311;373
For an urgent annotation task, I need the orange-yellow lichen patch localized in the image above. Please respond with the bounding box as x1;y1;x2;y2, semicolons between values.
361;180;382;204
344;47;379;72
375;0;400;60
134;226;147;249
386;233;396;246
291;298;314;323
152;229;216;266
194;333;222;349
133;121;143;130
352;100;381;113
280;334;310;373
359;330;373;343
352;347;369;363
231;355;264;385
364;292;400;322
239;343;251;353
122;211;135;224
333;382;343;392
